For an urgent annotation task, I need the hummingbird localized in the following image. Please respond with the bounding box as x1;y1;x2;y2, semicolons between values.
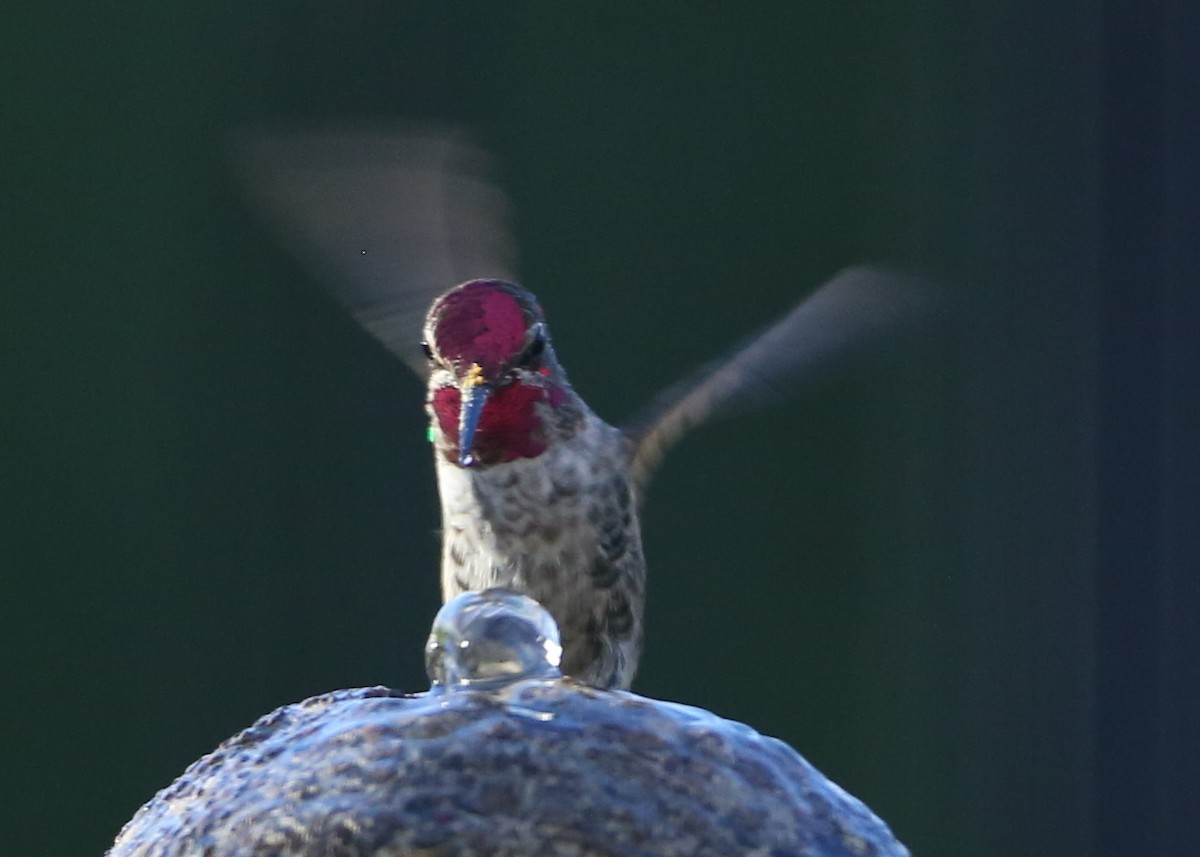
420;278;645;688
234;124;934;689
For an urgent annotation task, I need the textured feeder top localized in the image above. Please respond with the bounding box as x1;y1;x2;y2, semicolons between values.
108;589;909;856
108;680;909;857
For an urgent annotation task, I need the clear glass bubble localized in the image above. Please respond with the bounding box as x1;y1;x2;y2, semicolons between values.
425;588;563;690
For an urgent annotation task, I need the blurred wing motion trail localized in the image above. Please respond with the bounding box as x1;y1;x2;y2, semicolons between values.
623;266;941;489
232;124;518;376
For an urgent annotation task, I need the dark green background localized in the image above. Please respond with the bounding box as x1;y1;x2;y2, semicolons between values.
3;4;1197;856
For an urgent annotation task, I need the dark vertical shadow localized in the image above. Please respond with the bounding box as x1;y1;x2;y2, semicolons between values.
1159;0;1200;851
1094;1;1167;854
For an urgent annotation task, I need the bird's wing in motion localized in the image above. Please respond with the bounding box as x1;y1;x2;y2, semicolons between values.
232;123;518;376
622;266;939;490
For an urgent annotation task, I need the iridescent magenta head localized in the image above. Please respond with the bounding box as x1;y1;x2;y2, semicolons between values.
427;280;544;377
422;280;570;468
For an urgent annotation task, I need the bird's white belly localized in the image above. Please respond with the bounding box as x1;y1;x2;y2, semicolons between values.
436;436;603;604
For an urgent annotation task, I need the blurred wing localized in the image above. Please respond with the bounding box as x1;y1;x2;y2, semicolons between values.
623;266;939;489
231;122;517;375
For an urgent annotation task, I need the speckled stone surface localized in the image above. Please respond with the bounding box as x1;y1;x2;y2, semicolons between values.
107;680;909;857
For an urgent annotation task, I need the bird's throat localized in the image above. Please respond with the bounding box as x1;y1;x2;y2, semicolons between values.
432;380;553;466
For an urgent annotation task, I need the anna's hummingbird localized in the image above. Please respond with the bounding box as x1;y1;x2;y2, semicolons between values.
235;125;934;689
421;278;645;687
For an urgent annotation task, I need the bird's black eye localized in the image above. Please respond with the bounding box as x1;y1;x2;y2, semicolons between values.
420;340;434;361
519;329;546;365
